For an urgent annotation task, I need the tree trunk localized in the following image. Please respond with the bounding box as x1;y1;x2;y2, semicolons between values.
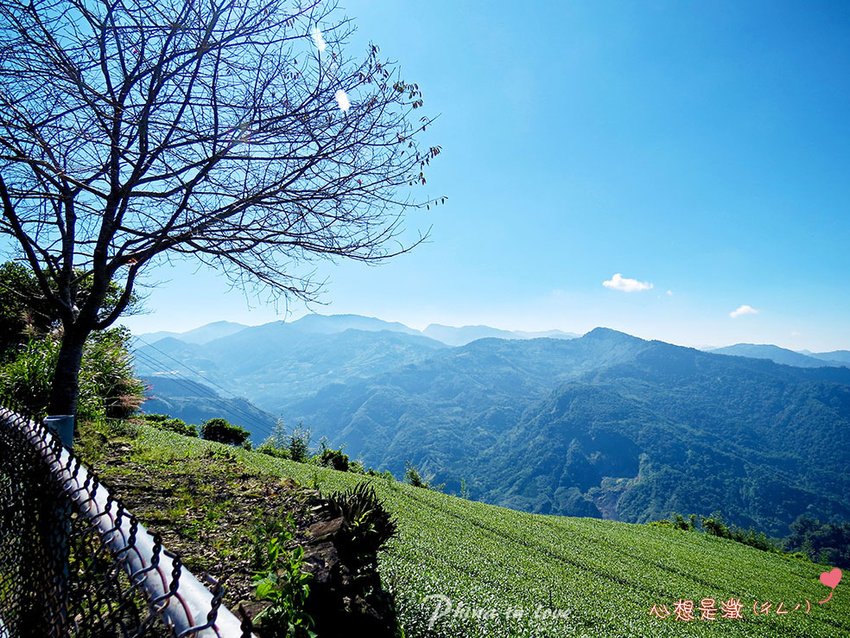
48;327;88;417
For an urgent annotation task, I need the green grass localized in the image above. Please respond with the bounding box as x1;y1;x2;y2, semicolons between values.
87;423;850;637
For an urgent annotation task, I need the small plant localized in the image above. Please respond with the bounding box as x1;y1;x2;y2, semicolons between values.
252;515;316;638
258;419;292;458
309;468;322;492
316;439;349;472
459;478;470;500
404;462;427;488
287;425;311;463
404;462;444;491
200;417;250;446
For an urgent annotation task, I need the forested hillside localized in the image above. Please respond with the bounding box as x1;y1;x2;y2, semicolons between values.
134;318;850;536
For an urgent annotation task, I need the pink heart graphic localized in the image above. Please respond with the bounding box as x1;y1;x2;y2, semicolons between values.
820;568;842;590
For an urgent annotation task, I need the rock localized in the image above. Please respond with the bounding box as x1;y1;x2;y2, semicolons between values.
297;501;399;638
307;515;343;541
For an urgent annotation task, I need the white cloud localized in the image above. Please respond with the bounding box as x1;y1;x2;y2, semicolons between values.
729;304;759;318
311;27;327;52
334;89;351;112
602;273;653;293
666;290;674;297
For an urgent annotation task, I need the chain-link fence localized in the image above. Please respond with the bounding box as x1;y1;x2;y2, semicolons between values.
0;408;252;637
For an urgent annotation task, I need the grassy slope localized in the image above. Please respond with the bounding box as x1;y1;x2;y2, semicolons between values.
85;423;850;638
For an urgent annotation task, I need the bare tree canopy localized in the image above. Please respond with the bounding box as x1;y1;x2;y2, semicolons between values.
0;0;440;415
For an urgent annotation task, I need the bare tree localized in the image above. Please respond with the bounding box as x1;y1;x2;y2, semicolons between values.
0;0;440;416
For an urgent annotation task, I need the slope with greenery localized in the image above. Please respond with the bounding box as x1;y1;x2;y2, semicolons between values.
80;420;850;638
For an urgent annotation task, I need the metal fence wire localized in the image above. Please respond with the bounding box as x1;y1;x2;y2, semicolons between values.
0;408;251;638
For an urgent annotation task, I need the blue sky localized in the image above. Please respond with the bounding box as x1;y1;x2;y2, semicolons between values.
120;0;850;351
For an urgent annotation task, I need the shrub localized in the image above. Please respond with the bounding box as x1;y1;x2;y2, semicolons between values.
317;440;350;472
257;442;291;459
326;482;398;572
404;462;427;488
653;512;783;556
200;418;250;446
165;418;195;437
308;483;401;637
702;514;730;538
142;414;198;437
671;513;693;531
0;337;58;419
0;327;144;422
731;528;778;553
83;327;145;419
403;462;443;490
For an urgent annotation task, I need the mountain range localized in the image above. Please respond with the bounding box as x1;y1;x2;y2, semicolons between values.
132;315;850;535
710;343;850;368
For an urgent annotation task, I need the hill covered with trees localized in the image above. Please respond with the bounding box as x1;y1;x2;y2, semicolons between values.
134;318;850;537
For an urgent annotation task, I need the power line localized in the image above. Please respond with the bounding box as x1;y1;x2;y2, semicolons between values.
133;351;275;439
132;337;259;406
132;349;272;435
131;338;276;439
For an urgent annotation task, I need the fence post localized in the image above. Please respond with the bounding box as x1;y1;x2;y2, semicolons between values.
44;415;74;636
44;414;74;449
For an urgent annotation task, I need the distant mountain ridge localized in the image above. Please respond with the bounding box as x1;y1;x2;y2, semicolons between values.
134;316;448;415
422;323;578;346
137;320;249;345
812;350;850;364
289;313;422;336
138;314;579;348
710;343;849;368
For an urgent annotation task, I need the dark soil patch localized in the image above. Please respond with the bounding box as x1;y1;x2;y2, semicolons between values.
90;439;317;608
